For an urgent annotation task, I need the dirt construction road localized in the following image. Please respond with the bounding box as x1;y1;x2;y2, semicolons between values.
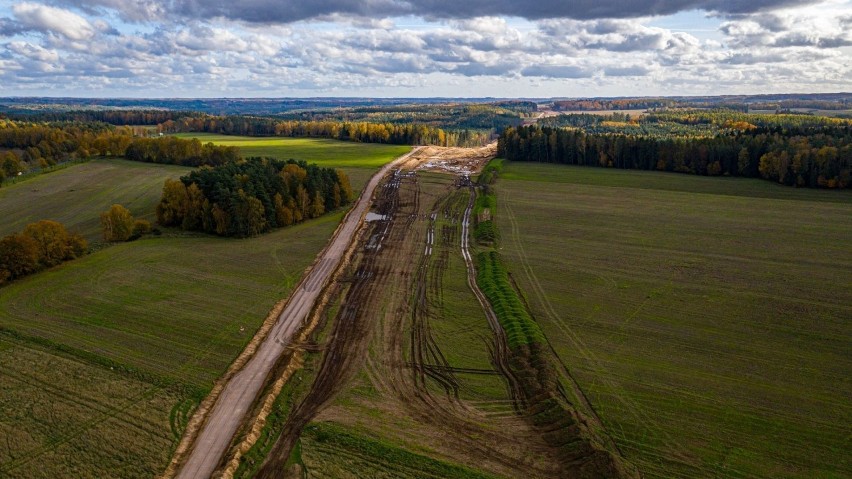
175;147;421;479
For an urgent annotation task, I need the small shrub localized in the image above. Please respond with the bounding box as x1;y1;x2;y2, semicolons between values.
133;219;152;236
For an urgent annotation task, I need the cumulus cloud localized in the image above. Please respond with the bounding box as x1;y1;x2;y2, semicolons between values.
0;0;849;96
12;3;96;40
721;9;852;49
44;0;820;23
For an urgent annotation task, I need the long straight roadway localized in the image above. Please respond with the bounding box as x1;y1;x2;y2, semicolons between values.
176;147;421;479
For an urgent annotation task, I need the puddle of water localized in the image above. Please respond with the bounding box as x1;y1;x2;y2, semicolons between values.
365;212;387;222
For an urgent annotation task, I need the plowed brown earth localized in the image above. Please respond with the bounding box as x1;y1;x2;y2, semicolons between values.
400;143;497;175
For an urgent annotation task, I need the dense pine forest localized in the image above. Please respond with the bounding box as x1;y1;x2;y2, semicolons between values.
157;158;353;238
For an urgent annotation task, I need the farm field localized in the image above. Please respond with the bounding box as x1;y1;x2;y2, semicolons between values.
0;159;191;241
172;133;411;191
0;212;342;391
0;336;183;478
0;145;385;477
493;162;852;478
0;213;342;477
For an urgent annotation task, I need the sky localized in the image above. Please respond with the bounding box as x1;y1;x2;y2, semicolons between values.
0;0;850;98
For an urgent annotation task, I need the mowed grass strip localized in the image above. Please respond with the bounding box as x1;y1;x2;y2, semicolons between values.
172;133;411;191
0;212;343;391
495;161;852;478
0;159;191;241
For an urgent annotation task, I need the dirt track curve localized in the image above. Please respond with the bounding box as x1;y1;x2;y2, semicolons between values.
174;147;421;479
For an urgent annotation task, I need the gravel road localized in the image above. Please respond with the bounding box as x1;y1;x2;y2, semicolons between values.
175;147;421;479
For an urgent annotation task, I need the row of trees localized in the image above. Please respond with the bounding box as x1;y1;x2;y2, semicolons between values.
552;98;676;111
275;102;527;131
2;109;192;126
124;136;239;166
157;158;353;237
0;120;241;179
498;125;852;188
161;116;491;147
0;220;87;285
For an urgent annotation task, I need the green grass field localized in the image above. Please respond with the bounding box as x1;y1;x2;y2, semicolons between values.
0;214;342;391
494;162;852;478
0;150;361;477
173;133;410;191
0;336;183;478
0;159;191;241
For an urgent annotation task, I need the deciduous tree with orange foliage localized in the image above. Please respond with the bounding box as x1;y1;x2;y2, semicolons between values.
0;220;87;285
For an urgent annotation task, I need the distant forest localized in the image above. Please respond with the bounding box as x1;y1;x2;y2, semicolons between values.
160;116;491;147
0;120;238;181
500;110;852;189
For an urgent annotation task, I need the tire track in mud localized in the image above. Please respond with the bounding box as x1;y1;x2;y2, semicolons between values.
459;188;525;408
365;177;561;477
259;173;563;478
410;199;462;401
256;170;413;478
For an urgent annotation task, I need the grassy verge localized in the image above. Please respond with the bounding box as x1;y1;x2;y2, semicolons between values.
475;251;544;349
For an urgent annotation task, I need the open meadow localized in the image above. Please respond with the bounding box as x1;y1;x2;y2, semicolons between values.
172;133;411;191
493;162;852;478
0;159;190;241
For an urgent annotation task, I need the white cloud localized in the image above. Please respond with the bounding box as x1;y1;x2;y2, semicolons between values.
12;2;96;41
8;41;59;62
0;1;850;96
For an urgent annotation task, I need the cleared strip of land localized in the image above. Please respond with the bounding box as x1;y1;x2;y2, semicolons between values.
175;147;419;479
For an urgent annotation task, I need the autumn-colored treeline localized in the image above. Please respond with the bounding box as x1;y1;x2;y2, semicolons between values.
125;137;239;166
157;158;353;238
644;110;852;131
0;120;239;180
0;120;126;174
0;220;87;285
499;125;852;188
748;100;851;111
160;115;491;147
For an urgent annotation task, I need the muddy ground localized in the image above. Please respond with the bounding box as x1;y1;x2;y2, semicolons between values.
252;146;633;478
